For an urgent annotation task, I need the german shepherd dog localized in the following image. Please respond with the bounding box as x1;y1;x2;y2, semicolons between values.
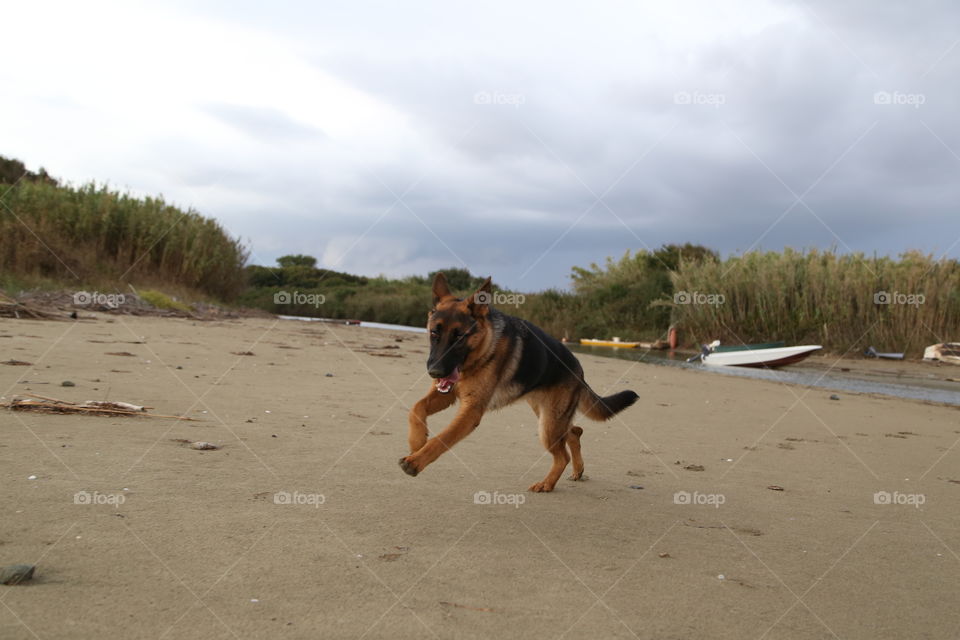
399;273;639;492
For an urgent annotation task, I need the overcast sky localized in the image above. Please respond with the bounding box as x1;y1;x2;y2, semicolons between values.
2;1;958;290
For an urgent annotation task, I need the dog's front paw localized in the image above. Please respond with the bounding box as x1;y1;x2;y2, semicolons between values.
399;456;420;477
528;481;555;493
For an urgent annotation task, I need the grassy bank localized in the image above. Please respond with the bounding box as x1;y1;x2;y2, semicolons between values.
670;249;960;354
234;245;707;341
237;260;495;326
0;160;248;300
212;248;960;356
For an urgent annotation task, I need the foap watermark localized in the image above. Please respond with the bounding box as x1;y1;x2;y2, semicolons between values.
473;290;526;308
473;490;525;508
273;490;326;507
674;291;725;306
673;490;725;508
874;291;925;307
274;290;326;307
874;491;925;508
74;490;126;506
73;291;126;308
674;90;726;108
873;90;926;108
473;90;525;108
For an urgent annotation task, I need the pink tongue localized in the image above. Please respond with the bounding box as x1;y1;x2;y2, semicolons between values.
436;367;461;392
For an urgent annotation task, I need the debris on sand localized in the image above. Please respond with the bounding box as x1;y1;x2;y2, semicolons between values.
1;359;32;366
0;564;35;585
3;393;194;420
172;439;220;450
0;296;65;320
864;346;904;360
439;601;497;613
767;485;785;491
357;345;404;358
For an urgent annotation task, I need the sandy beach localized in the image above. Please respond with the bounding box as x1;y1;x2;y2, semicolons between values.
1;313;958;639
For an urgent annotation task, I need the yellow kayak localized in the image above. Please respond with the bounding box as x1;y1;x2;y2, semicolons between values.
579;338;640;348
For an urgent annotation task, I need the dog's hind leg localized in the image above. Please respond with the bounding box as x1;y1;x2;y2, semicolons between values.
529;394;576;493
566;426;585;480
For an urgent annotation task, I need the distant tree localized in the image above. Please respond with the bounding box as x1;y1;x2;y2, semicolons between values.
427;267;491;293
276;254;318;268
0;155;58;186
568;243;721;334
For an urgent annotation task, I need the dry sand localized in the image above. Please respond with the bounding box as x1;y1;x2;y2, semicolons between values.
1;314;958;639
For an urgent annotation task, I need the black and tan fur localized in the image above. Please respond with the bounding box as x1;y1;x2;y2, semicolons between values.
399;273;639;492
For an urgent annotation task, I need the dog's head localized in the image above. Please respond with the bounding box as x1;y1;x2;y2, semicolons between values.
425;272;493;393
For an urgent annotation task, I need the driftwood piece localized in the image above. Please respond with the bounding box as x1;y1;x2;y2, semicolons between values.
2;393;194;420
0;300;66;320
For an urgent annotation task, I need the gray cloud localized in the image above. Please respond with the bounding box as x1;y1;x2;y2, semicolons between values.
5;0;959;290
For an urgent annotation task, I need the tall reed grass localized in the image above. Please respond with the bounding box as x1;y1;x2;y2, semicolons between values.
0;180;248;300
670;249;960;354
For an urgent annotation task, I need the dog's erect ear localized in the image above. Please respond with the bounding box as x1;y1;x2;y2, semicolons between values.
476;277;492;296
432;272;453;306
467;277;493;318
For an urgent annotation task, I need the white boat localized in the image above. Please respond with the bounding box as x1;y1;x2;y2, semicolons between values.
695;340;822;368
923;343;960;364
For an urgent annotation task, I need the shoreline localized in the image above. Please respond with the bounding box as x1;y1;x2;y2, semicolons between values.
294;313;960;407
566;343;960;408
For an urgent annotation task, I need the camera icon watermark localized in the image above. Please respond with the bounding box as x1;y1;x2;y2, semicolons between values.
873;291;924;307
473;90;525;108
473;290;526;308
74;490;126;506
674;90;725;108
673;490;725;508
674;291;725;306
274;291;325;307
273;490;325;507
873;491;925;508
873;90;925;108
473;490;525;508
73;291;126;308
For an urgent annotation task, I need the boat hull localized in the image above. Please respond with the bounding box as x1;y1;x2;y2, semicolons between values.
579;339;639;348
703;345;822;368
712;341;785;353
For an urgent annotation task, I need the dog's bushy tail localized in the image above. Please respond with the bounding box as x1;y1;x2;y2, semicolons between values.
578;386;639;421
